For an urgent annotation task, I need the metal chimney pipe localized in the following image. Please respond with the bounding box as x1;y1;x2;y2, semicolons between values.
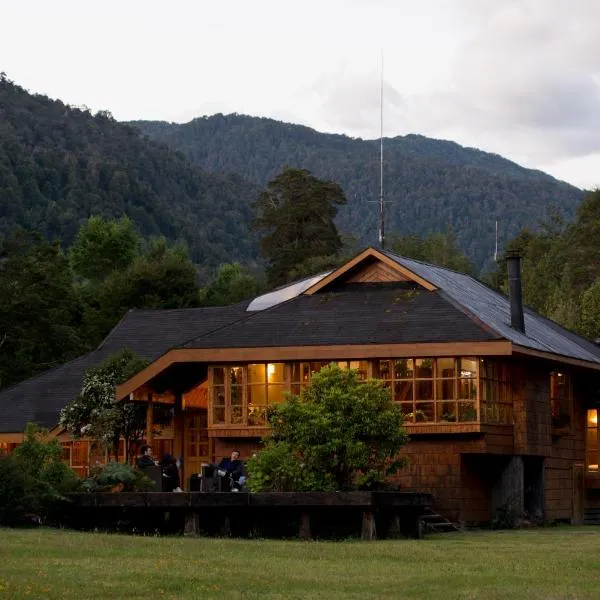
506;252;525;333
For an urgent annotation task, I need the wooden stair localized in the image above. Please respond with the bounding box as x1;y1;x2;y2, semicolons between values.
419;507;461;533
584;508;600;525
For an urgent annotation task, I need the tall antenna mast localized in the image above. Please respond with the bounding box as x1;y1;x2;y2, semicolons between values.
494;220;499;262
378;51;385;249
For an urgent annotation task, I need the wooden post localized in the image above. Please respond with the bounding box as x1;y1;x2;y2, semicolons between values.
361;510;377;540
146;393;153;446
299;511;312;541
184;511;199;536
221;514;232;537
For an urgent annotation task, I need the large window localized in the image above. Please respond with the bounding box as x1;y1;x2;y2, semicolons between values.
587;409;598;472
550;371;571;429
210;364;285;427
374;357;478;423
480;360;514;424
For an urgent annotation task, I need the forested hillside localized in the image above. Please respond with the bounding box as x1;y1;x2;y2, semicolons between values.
132;114;584;269
0;77;260;270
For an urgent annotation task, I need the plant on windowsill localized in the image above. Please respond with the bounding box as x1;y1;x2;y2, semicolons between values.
407;410;428;423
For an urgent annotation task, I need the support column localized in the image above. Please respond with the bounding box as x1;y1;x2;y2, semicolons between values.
146;393;154;446
492;456;524;527
299;511;312;541
184;511;199;536
361;510;377;540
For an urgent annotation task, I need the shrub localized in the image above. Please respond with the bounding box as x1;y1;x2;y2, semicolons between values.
248;364;408;492
0;423;81;526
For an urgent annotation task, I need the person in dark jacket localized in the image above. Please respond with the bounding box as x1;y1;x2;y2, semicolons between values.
160;453;182;492
217;450;246;491
136;444;155;469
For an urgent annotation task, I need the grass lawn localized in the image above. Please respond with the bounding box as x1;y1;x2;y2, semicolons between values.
1;527;600;599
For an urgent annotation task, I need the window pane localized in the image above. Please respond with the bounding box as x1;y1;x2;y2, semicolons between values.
393;380;413;402
394;359;414;379
400;402;414;422
438;402;457;422
213;367;225;386
248;406;267;426
213;407;225;424
588;409;598;428
267;363;285;383
458;358;477;378
291;363;302;383
415;359;433;378
230;366;243;385
437;378;455;401
415;380;433;400
415;402;434;422
458;378;476;400
437;358;455;378
349;361;369;379
231;385;243;406
458;402;477;422
378;360;393;380
248;364;266;385
231;405;243;425
267;384;285;405
213;386;225;406
248;384;267;406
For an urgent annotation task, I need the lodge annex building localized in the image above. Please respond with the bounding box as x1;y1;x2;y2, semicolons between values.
1;247;600;525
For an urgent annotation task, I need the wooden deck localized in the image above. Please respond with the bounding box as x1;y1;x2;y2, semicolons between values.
66;491;434;540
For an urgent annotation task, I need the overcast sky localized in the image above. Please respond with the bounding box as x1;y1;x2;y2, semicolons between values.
2;0;599;189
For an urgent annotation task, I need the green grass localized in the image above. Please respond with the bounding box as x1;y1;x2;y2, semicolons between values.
1;528;600;599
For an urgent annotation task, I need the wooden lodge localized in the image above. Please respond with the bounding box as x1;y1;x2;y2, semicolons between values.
2;247;600;526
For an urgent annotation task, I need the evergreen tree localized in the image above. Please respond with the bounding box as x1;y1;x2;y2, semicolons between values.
252;168;347;286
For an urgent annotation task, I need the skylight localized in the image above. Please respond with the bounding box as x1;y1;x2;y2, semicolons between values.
246;271;333;312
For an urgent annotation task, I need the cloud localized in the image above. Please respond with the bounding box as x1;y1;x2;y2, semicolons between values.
303;0;600;178
421;0;600;161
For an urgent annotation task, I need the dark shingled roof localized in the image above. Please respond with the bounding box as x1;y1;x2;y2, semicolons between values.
183;283;500;348
0;303;248;432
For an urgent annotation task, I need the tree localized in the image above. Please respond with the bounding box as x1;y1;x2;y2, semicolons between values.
198;263;263;307
70;216;139;282
0;231;83;389
581;279;600;340
390;230;475;275
247;364;408;492
59;349;151;461
252;168;347;286
81;237;200;345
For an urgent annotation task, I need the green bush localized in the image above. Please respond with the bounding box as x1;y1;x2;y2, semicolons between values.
247;364;408;492
0;424;82;526
246;442;335;493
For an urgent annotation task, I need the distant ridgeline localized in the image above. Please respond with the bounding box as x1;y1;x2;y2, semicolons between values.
131;114;584;270
0;78;261;269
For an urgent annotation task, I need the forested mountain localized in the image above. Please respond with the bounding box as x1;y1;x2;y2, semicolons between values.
0;77;260;270
132;114;584;269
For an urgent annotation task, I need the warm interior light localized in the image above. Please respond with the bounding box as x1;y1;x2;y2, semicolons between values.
589;409;598;426
589;464;599;472
267;363;275;377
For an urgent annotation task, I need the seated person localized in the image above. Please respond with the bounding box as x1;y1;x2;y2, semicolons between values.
217;449;246;491
136;444;156;469
159;453;182;492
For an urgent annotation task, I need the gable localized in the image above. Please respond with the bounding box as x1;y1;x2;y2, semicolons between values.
304;248;437;295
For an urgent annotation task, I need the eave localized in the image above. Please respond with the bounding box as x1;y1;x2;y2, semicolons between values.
115;340;512;400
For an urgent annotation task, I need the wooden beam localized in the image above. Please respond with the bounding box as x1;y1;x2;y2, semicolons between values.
304;247;437;295
512;345;600;371
146;393;153;445
0;433;24;443
116;341;512;401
